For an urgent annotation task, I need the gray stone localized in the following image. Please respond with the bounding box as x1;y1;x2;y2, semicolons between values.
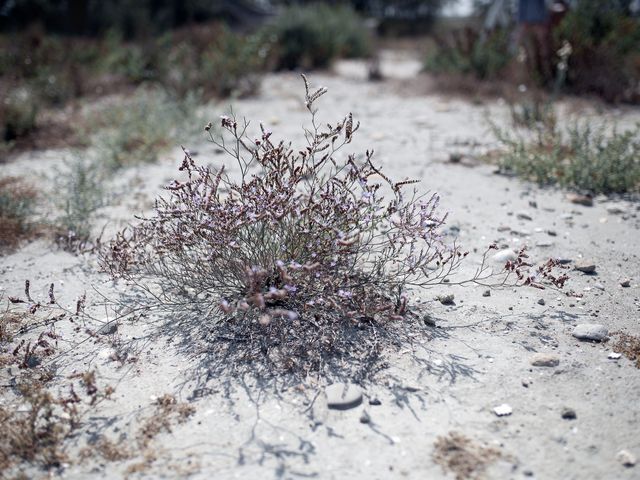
561;407;577;420
369;398;381;406
98;322;118;335
326;383;363;410
536;241;554;248
493;248;517;263
620;279;631;288
537;298;546;306
517;211;533;221
607;205;627;215
574;260;596;273
530;353;560;367
572;324;608;342
482;290;491;297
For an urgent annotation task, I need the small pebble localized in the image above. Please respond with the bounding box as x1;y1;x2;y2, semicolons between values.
493;404;513;416
369;398;382;406
517;211;533;221
483;290;491;297
537;298;545;306
620;279;631;288
608;352;622;360
359;411;371;424
493;248;517;263
566;193;593;206
616;450;636;467
530;353;560;367
561;407;577;420
437;294;455;305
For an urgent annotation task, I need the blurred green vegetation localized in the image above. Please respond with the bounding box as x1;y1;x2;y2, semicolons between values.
424;0;640;103
0;3;376;154
261;3;371;70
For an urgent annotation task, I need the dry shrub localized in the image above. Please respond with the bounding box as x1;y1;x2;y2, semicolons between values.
0;285;116;476
0;371;114;475
433;432;503;480
0;177;37;251
102;76;568;380
137;394;195;450
611;332;640;368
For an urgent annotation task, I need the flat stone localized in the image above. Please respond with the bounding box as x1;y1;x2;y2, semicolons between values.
620;279;631;288
566;193;593;206
369;398;381;406
572;324;608;342
574;260;596;273
561;407;577;420
517;211;533;221
530;353;560;367
493;248;517;263
616;450;636;467
326;383;363;410
608;352;622;360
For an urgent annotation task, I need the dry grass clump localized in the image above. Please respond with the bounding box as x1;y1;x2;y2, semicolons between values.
102;76;568;380
0;177;37;251
433;432;503;480
611;332;640;368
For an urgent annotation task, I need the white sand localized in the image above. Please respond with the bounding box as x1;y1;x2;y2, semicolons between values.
1;55;640;479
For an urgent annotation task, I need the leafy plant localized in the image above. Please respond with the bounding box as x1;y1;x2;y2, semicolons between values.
102;76;568;379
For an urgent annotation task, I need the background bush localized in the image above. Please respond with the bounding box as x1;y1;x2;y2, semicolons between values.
262;3;371;70
555;0;640;103
424;27;512;80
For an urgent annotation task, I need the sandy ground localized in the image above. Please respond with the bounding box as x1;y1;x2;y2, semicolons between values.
1;51;640;479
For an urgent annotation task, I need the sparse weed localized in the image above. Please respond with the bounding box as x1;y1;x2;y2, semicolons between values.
424;28;512;81
0;176;37;251
492;121;640;194
54;155;105;250
89;88;198;171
